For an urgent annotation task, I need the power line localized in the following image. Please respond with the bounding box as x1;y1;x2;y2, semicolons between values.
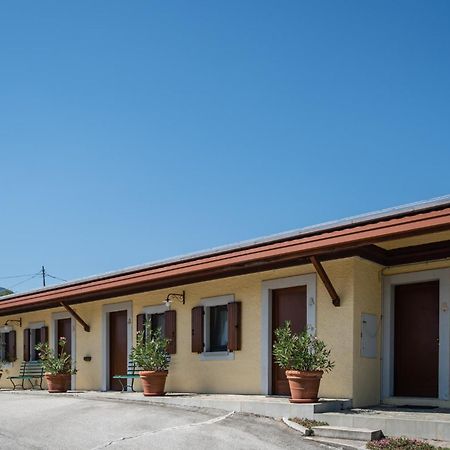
46;273;67;282
40;266;67;286
0;273;39;280
2;267;68;291
6;273;41;290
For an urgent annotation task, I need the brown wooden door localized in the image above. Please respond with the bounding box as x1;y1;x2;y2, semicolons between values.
109;310;128;391
394;281;439;398
57;318;72;389
272;286;307;395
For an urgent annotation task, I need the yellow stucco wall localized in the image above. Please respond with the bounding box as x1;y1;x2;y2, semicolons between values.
2;231;448;406
3;252;445;406
352;258;382;407
314;259;355;400
0;260;359;400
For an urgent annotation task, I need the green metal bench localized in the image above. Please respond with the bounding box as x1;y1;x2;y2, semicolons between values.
112;362;142;392
8;361;44;390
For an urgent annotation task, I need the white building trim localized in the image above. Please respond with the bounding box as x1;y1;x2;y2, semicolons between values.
101;301;133;391
51;311;77;390
199;294;235;361
28;321;45;362
260;273;317;394
143;304;167;315
382;268;450;401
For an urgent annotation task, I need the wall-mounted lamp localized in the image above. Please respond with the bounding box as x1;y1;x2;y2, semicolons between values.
0;318;22;333
163;291;185;308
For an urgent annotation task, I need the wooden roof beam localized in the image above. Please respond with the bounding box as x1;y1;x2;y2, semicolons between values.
310;256;340;307
60;302;90;332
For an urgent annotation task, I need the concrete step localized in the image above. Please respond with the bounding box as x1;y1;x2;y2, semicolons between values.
314;411;450;441
304;436;367;450
312;425;383;441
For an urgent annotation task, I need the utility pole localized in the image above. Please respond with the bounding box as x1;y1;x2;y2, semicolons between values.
41;265;46;287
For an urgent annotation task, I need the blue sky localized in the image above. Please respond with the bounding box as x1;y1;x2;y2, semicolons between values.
1;1;449;292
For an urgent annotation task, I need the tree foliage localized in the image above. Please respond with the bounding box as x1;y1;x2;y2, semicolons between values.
0;288;13;297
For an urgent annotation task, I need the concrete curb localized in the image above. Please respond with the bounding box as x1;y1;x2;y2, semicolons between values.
312;426;383;441
282;417;313;436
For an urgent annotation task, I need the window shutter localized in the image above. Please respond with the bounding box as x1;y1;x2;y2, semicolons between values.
191;306;204;353
136;314;145;334
7;330;16;362
136;313;146;343
164;310;176;354
40;326;49;344
23;328;30;362
227;302;241;352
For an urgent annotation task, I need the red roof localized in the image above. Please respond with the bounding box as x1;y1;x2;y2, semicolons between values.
2;202;450;315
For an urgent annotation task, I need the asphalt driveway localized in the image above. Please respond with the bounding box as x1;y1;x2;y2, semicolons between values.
0;391;324;449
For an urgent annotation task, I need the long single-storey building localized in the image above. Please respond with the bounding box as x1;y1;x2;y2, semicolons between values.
1;196;450;408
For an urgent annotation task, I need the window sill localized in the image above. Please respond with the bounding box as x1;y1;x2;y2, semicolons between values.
199;351;235;361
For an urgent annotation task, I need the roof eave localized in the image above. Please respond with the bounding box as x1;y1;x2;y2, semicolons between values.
2;204;450;315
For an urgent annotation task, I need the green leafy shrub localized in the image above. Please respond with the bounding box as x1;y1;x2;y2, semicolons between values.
367;437;444;450
130;324;170;371
273;321;334;372
36;337;76;375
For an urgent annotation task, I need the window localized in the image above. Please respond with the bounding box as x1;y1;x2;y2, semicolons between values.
208;305;228;352
148;312;165;336
0;330;16;363
24;325;48;361
191;295;241;360
0;332;8;361
31;329;42;360
137;306;176;354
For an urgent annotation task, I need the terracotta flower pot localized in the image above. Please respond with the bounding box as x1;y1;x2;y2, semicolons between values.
139;370;168;396
45;373;71;393
285;370;323;403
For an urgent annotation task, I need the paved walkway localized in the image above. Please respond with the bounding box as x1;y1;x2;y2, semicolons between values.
1;389;349;419
0;391;327;449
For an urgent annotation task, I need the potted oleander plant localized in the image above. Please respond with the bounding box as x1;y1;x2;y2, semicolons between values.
130;324;170;396
273;321;334;403
36;337;76;393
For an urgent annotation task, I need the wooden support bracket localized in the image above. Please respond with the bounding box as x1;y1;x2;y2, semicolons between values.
60;302;91;332
310;256;341;307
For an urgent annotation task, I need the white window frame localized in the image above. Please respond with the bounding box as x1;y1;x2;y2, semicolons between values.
199;294;235;361
143;304;167;317
28;321;45;361
382;269;450;401
142;305;167;332
260;273;317;395
101;302;133;391
141;304;172;362
51;311;77;390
